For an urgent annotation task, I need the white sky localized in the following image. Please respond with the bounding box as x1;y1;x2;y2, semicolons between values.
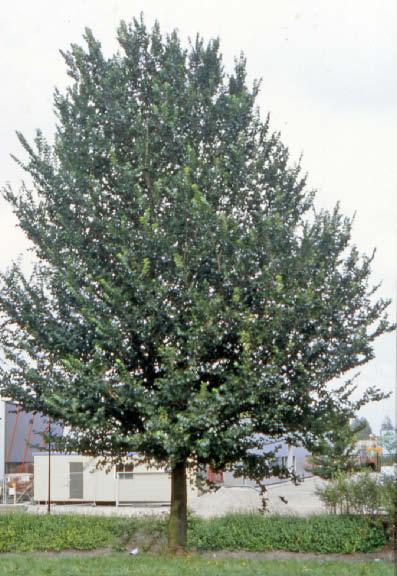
0;1;396;433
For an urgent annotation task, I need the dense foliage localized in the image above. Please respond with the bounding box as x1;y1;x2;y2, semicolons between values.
316;471;396;523
307;416;363;479
352;417;373;440
0;513;136;552
0;17;392;546
0;512;387;554
189;513;386;554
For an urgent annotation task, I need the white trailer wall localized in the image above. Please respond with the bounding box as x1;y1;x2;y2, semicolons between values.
33;454;173;504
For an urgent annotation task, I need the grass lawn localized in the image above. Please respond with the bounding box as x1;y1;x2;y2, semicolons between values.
0;554;393;576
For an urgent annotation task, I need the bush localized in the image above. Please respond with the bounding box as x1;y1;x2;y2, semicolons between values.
378;477;397;539
188;513;386;553
317;472;396;523
0;511;387;554
0;513;140;552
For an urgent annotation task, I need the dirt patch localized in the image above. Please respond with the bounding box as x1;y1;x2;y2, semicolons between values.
124;526;168;555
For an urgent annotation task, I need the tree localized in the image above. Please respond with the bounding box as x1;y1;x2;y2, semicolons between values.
380;417;397;458
380;430;397;457
352;417;372;440
307;416;362;479
0;18;392;550
380;415;394;433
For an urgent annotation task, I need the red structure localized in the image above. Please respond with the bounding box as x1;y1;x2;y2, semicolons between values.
207;467;224;484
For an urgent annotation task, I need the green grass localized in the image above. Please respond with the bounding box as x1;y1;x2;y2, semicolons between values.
0;554;392;576
0;512;388;554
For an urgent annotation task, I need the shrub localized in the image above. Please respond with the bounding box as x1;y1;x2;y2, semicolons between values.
188;513;386;553
0;513;140;552
0;511;387;554
317;471;395;522
378;477;397;538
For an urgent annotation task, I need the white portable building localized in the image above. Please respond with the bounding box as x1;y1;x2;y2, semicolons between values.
33;453;177;505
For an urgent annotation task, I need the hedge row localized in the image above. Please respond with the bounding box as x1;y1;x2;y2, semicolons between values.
188;513;387;553
0;512;387;554
0;513;137;552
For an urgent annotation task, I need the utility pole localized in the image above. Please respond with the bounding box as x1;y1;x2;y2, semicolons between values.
392;285;397;460
392;286;397;576
47;417;51;514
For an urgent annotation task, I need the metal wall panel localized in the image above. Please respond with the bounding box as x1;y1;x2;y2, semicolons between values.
4;402;62;468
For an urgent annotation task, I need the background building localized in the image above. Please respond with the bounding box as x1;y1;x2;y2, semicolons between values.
0;398;52;479
33;454;196;506
223;440;311;488
0;397;62;503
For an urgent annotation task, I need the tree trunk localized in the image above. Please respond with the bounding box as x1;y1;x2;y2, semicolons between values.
168;461;187;552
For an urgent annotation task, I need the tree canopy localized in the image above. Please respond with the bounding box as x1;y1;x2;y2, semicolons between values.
380;415;394;433
352;417;373;440
380;416;397;457
0;17;392;548
307;415;366;479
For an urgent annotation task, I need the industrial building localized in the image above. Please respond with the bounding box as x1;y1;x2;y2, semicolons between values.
0;398;52;477
223;441;311;487
0;397;55;503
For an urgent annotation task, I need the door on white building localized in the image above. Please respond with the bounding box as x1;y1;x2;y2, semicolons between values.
69;462;84;499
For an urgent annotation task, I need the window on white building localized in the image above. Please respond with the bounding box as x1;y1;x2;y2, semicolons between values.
115;463;134;479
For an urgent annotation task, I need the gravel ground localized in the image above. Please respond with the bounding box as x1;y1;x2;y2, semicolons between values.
25;503;170;517
22;476;327;518
265;476;327;515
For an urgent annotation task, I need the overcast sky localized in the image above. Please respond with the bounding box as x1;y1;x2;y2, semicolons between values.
0;1;395;433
